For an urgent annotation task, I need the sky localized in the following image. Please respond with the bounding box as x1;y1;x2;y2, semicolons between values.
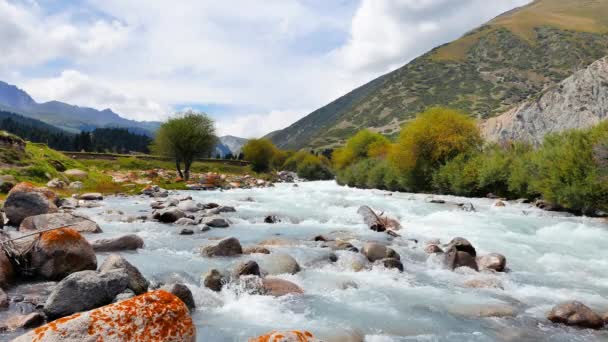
0;0;531;138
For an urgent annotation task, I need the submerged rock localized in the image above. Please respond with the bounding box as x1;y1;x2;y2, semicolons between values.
243;246;271;255
200;215;230;228
379;258;404;272
444;237;476;257
155;208;186;223
261;253;300;275
424;244;443;254
444;248;478;271
13;290;196;342
201;237;243;257
264;215;280;224
91;234;144;252
175;218;197;226
30;228;97;280
99;254;149;295
547;301;605;330
362;242;400;262
44;269;129;319
20;212;102;234
262;278;304;297
4;182;58;225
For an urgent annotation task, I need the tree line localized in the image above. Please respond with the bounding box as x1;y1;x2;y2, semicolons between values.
0;113;152;153
333;107;608;216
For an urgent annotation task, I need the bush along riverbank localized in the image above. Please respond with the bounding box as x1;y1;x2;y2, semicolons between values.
333;107;608;217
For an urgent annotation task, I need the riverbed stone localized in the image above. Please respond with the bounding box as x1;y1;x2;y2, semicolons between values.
13;290;196;342
0;288;8;308
4;312;44;330
362;242;400;262
445;237;477;257
155;208;186;223
445;248;478;271
175;218;197;226
91;234;144;252
161;283;195;311
424;244;443;254
177;200;203;213
234;260;261;277
30;228;97;280
209;205;236;214
477;253;507;272
261;253;300;275
44;269;129;319
201;237;242;257
20;212;102;233
203;269;225;292
99;254;149;295
547;301;605;329
3;182;58;226
463;277;504;290
243;246;271;254
200;215;230;228
262;278;304;297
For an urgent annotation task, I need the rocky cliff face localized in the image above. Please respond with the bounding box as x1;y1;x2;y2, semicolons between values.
481;56;608;145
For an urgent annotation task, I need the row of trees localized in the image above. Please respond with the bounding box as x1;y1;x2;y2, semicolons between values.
334;107;608;215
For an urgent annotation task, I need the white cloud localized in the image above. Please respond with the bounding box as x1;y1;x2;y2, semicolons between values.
335;0;531;73
0;0;534;137
215;109;306;138
21;70;168;121
0;0;129;68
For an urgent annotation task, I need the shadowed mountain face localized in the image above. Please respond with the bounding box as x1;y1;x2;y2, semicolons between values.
0;81;160;135
268;0;608;150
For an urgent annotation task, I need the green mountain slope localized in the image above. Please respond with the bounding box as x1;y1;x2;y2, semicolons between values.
268;0;608;150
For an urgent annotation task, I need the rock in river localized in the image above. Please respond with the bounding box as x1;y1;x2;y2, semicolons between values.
91;234;144;252
0;250;15;288
44;269;129;319
362;242;400;262
548;301;605;330
161;283;195;311
203;269;225;292
250;330;319;342
20;212;103;233
260;253;300;275
13;290;196;342
477;253;507;272
29;228;97;280
155;208;186;223
200;215;230;228
201;237;242;257
262;278;304;297
99;254;149;295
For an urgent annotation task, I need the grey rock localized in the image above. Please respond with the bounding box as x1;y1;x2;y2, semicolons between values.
200;215;230;228
179;228;194;235
4;186;58;226
201;237;242;257
175;218;197;226
361;242;400;262
548;301;604;330
44;269;129;319
379;258;404;272
444;237;476;257
20;212;102;233
155;208;186;223
260;252;300;275
79;193;103;201
477;253;507;272
91;234;144;252
233;260;261;277
99;254;149;294
203;269;225;292
112;288;136;303
445;248;478;271
177;200;203;213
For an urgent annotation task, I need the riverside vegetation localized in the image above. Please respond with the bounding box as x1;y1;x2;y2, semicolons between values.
334;107;608;216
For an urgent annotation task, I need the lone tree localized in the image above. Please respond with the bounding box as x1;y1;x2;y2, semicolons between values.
151;110;217;181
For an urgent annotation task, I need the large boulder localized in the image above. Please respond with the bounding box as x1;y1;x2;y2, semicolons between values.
3;182;58;226
44;269;129;319
250;331;320;342
260;253;301;275
262;278;304;297
91;234;144;252
445;237;476;257
547;301;605;330
444;247;478;271
29;228;97;280
0;251;14;288
361;242;400;262
477;253;507;272
20;212;103;234
201;237;242;257
233;260;261;278
177;200;203;213
13;290;196;342
99;254;149;295
161;283;195;311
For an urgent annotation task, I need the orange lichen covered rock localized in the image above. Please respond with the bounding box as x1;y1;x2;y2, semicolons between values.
30;228;97;280
249;330;320;342
4;182;59;225
12;290;196;342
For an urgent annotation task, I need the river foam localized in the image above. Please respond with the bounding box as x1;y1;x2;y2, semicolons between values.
76;181;608;341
